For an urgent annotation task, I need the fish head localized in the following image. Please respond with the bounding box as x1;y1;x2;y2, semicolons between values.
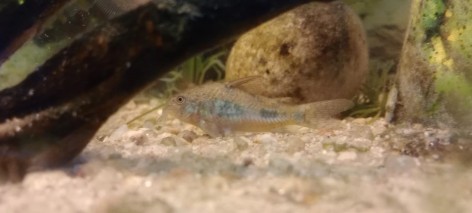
159;82;223;125
162;90;202;124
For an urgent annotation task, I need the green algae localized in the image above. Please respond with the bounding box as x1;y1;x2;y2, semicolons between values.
399;0;472;125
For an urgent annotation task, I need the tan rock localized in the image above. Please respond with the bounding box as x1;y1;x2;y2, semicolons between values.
226;1;368;103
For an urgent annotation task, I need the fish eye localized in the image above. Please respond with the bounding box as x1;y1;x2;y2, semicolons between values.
174;96;186;104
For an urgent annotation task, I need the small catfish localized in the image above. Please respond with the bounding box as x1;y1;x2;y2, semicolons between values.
159;76;353;137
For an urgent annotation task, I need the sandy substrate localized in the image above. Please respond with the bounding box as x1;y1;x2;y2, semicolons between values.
1;98;471;213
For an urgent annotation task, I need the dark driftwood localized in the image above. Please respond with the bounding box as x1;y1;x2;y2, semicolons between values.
0;0;334;182
0;0;69;63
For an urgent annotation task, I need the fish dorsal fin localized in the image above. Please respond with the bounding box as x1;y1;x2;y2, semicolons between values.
225;76;262;89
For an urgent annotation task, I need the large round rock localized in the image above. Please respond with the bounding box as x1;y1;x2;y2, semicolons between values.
225;1;368;103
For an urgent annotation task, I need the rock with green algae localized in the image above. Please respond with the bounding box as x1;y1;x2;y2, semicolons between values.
225;1;368;103
396;0;472;127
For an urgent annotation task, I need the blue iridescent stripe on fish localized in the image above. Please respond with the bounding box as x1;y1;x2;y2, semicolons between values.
259;109;279;119
183;102;198;115
213;99;244;118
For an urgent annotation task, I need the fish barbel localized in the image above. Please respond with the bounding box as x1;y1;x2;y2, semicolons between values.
160;76;353;137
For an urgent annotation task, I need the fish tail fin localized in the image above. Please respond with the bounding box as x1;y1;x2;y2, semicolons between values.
294;99;354;128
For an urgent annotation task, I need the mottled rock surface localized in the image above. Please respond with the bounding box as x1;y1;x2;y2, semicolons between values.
226;1;368;103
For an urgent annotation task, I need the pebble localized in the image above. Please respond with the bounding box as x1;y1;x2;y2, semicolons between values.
370;146;385;158
158;135;189;147
127;130;148;145
384;154;419;173
337;151;358;161
96;193;173;213
161;137;177;146
109;124;129;140
174;136;190;146
350;138;373;150
269;156;294;175
412;123;424;129
285;136;306;154
352;118;370;125
171;119;181;126
180;130;198;142
123;142;137;152
144;180;153;188
371;120;389;136
234;136;250;151
347;123;374;140
256;133;278;144
142;121;156;130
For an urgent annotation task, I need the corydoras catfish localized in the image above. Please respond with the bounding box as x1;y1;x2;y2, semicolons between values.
160;76;353;137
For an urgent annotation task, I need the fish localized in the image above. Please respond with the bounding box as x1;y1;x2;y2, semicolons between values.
159;76;354;137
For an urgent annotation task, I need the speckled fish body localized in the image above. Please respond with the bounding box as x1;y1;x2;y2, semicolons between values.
161;77;353;137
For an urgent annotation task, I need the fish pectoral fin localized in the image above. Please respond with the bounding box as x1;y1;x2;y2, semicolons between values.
198;119;230;138
156;105;171;125
225;76;262;89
